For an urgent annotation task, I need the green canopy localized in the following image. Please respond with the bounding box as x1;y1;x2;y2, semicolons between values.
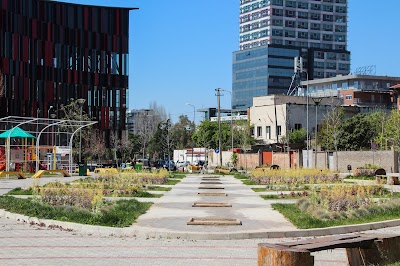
0;126;36;139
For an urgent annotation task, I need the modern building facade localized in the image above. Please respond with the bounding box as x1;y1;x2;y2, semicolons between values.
233;0;351;110
301;75;400;109
0;0;134;142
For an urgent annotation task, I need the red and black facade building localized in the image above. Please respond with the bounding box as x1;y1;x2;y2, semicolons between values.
0;0;135;140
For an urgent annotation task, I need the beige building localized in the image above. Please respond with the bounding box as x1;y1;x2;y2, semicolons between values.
249;95;340;144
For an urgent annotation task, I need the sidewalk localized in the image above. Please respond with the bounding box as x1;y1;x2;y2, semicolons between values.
1;174;400;240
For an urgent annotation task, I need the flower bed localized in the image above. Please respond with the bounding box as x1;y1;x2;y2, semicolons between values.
250;168;340;185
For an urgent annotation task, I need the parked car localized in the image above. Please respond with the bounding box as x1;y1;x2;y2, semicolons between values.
176;161;190;168
162;160;176;171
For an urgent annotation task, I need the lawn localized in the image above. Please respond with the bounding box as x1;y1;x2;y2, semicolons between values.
272;203;400;229
0;196;152;227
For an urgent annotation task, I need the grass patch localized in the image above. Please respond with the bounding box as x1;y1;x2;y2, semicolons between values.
272;203;400;229
0;196;152;227
146;186;171;191
111;191;162;198
6;187;34;195
241;179;259;185
345;175;376;180
234;173;250;180
170;173;186;179
261;195;304;200
252;187;266;192
164;179;180;185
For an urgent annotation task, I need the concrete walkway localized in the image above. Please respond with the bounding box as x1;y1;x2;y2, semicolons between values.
133;174;296;234
1;174;400;240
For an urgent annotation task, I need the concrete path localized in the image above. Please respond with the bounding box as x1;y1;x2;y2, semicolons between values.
134;174;296;234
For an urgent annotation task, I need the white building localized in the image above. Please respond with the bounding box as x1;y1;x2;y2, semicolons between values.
249;95;340;144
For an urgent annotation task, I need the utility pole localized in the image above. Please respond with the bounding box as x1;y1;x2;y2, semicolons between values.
215;88;223;166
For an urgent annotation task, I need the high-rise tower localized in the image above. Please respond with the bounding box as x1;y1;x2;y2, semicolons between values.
232;0;350;110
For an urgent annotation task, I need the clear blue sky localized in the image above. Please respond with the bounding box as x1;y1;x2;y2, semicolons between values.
62;0;400;123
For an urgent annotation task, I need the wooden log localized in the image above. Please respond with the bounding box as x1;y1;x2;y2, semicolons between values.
258;243;314;266
347;235;400;265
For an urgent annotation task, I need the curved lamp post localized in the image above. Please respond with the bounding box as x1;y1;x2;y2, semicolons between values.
185;103;195;164
77;98;86;163
312;97;322;168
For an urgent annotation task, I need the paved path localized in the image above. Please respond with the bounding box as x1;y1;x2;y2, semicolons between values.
0;174;400;265
134;174;296;234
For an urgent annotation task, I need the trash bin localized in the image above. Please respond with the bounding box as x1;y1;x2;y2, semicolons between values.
135;163;142;171
78;161;87;176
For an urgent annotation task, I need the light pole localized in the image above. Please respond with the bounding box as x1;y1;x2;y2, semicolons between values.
215;88;222;166
312;97;322;168
36;108;40;137
47;106;53;145
77;98;86;163
185;103;196;164
221;89;234;151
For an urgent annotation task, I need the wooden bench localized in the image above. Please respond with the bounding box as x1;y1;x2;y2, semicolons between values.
0;171;26;179
32;169;71;179
258;233;400;266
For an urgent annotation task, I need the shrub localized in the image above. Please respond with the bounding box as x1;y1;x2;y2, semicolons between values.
250;168;340;185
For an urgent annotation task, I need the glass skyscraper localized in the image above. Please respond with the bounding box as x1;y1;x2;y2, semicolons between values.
0;0;134;141
232;0;351;110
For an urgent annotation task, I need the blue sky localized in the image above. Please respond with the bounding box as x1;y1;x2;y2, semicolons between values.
62;0;400;123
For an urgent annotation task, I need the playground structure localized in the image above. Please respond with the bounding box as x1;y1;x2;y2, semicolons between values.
0;116;97;178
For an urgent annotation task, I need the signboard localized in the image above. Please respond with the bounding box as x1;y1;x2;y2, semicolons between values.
214;148;219;154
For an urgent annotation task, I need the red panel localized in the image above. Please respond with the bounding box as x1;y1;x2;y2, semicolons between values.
115;10;120;35
47;81;53;102
2;0;6;9
74;70;78;84
32;19;37;38
84;7;88;30
262;152;273;165
3;59;8;74
14;76;18;99
94;73;99;86
23;36;28;62
13;34;18;60
47;23;51;41
24;78;28;100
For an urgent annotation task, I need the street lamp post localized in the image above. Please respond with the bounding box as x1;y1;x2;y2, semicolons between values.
77;99;86;163
221;89;234;151
47;106;53;145
185;103;196;164
312;97;322;168
215;88;222;166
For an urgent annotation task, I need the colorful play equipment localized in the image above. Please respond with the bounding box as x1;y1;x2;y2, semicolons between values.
0;116;97;178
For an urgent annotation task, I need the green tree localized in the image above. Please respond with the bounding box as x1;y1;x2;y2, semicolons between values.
380;110;400;151
339;111;386;150
287;128;307;145
170;115;194;150
192;120;232;151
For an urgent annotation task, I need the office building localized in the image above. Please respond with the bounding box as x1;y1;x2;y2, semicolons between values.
233;0;351;110
0;0;135;142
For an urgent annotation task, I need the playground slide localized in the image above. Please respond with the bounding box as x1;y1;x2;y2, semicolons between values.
0;147;5;171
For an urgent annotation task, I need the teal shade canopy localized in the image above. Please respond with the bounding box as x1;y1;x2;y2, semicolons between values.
0;127;36;139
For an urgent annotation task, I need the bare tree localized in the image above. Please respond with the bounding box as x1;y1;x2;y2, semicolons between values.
119;133;133;162
86;130;106;164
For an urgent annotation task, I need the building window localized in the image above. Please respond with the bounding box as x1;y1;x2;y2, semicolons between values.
266;126;271;139
345;95;352;100
257;126;262;137
295;124;302;130
277;126;282;136
250;127;254;136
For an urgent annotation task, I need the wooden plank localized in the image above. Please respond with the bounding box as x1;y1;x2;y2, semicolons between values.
293;237;376;252
277;234;360;247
